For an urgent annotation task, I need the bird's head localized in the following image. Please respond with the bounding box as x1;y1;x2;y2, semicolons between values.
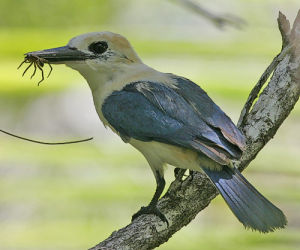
25;31;143;78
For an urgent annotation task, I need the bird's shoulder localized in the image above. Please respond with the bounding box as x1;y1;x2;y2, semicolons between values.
165;74;246;151
113;74;245;152
102;76;245;163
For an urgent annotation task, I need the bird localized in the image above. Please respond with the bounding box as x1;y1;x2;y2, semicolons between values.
24;31;287;233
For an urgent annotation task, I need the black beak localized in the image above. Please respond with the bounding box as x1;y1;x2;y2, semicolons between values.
25;46;96;64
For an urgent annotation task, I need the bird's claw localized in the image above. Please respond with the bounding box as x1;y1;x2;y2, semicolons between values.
174;168;186;181
189;170;195;181
132;205;169;227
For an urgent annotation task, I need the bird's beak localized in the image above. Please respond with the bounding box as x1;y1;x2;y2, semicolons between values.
25;46;96;64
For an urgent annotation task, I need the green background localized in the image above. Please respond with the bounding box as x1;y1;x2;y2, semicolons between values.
0;0;299;249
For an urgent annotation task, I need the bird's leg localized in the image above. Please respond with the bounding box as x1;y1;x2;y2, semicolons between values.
189;170;195;181
132;170;168;225
174;167;186;181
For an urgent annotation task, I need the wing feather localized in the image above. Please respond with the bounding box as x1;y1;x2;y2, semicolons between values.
102;80;244;164
170;75;246;151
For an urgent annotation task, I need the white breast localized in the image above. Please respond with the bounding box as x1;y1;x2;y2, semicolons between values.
84;62;206;172
88;63;173;127
129;139;203;172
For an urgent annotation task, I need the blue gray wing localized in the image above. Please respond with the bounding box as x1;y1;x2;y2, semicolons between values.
169;75;246;150
102;81;244;165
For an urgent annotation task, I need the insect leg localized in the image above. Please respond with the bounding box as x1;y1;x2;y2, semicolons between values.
47;63;53;78
37;63;44;85
31;62;37;79
22;62;33;77
17;59;28;69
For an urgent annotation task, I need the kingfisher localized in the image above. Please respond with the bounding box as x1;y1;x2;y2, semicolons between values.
24;31;287;232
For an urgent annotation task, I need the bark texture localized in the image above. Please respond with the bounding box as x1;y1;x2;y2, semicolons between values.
90;11;300;250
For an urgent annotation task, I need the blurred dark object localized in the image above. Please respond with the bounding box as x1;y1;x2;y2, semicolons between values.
170;0;246;29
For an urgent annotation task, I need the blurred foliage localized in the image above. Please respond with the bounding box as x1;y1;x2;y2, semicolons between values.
0;0;299;250
0;0;124;28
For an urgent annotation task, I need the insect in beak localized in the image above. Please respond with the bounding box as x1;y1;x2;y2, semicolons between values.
19;45;94;85
18;54;53;85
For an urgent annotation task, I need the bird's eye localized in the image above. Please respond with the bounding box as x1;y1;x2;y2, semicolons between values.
88;41;108;54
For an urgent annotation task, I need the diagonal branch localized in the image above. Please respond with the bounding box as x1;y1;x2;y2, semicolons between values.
237;44;292;128
169;0;246;29
90;11;300;250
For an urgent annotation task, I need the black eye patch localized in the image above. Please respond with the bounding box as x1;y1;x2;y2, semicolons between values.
88;41;108;54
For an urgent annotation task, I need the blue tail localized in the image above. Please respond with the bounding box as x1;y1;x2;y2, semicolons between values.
202;166;287;233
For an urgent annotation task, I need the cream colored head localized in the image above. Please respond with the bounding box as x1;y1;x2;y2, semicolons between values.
26;31;142;74
25;31;148;92
68;31;141;64
66;31;143;74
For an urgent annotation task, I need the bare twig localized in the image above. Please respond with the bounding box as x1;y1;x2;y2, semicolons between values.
90;11;300;250
0;129;93;145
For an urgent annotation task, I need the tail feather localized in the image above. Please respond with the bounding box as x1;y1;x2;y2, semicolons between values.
202;166;287;233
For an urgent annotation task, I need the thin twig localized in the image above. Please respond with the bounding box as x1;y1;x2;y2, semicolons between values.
0;129;93;145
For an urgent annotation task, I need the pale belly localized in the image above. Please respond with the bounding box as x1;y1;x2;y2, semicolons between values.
93;103;221;173
129;138;203;172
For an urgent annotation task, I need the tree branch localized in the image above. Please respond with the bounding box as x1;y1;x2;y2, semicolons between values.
90;11;300;250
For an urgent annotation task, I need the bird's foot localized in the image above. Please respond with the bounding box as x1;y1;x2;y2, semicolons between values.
132;205;169;226
174;168;186;181
189;170;195;181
